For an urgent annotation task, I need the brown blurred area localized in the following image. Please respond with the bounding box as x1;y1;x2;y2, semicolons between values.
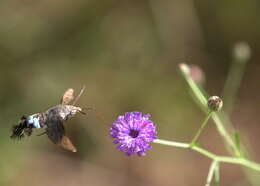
1;0;260;186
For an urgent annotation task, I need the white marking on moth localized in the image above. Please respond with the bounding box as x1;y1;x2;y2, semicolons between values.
60;112;66;120
28;115;41;128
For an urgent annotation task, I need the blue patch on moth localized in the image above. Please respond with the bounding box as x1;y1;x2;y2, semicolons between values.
28;117;41;128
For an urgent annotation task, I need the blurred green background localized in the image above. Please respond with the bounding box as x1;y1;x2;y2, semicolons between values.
1;0;260;186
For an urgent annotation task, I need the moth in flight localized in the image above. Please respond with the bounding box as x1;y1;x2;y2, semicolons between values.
11;87;86;152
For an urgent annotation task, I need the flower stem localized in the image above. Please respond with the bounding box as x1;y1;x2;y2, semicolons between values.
214;162;220;185
179;63;239;155
154;139;189;148
190;111;213;146
206;160;219;186
178;63;260;185
191;145;216;159
223;42;250;114
216;157;260;172
154;138;260;172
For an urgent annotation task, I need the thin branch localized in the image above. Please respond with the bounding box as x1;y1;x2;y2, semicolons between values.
206;160;218;186
214;163;220;185
154;139;260;172
179;63;240;156
190;111;213;145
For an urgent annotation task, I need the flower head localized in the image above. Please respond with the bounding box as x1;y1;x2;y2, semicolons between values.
110;112;157;156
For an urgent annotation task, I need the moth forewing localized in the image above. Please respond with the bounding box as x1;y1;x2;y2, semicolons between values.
59;136;77;152
61;88;74;105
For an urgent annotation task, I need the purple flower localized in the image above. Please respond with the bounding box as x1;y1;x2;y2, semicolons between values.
110;112;157;156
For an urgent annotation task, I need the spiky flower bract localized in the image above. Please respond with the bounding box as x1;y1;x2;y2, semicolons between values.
110;112;157;156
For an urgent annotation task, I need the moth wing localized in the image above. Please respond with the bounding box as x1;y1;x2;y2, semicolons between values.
46;118;77;152
46;118;65;144
61;88;74;105
59;136;77;152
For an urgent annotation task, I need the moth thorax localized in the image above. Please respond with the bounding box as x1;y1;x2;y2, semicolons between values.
58;105;82;120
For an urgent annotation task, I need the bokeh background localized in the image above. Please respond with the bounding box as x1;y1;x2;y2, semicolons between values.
1;0;260;186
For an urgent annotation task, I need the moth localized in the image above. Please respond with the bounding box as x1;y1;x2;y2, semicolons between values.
11;87;86;152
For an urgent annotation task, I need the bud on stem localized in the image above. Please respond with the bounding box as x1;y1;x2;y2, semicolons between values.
208;96;223;112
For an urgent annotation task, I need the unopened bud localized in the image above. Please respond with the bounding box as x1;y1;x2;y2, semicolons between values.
233;42;251;62
207;96;223;111
189;65;205;85
179;63;190;75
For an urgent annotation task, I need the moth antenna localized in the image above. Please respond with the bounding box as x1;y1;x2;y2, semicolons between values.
72;85;86;105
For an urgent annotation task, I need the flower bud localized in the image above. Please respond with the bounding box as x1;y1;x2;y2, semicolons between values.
207;96;223;111
189;65;205;85
233;42;251;63
179;63;190;75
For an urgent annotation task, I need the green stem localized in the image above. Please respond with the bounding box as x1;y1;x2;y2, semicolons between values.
216;157;260;172
179;63;240;155
223;42;250;114
190;111;213;146
154;139;260;172
178;63;260;185
206;160;219;186
192;145;216;159
214;162;220;185
154;139;189;148
211;113;240;156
